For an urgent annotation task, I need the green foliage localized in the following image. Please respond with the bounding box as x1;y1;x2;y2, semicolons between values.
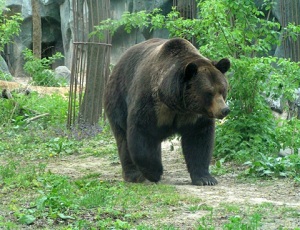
197;210;262;230
0;160;18;179
243;154;300;179
223;213;262;230
0;94;299;228
93;0;300;180
215;57;280;162
92;7;203;42
0;161;46;189
197;0;280;59
0;92;78;159
284;22;300;41
0;91;68;127
23;48;65;86
0;2;23;53
0;71;13;81
46;137;78;156
0;1;22;81
0;158;187;229
276;118;300;152
193;0;299;164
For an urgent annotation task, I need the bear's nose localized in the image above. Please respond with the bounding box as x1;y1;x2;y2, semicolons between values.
221;107;230;117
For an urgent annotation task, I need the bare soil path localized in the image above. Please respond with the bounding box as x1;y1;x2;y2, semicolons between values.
47;140;300;229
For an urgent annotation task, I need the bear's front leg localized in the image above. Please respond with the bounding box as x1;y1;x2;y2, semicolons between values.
180;120;217;186
127;126;163;182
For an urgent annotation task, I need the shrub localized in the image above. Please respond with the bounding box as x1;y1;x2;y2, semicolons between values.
93;0;300;173
0;2;23;53
23;48;65;87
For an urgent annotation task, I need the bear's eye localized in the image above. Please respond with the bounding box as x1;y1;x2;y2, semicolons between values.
220;90;227;99
205;92;214;99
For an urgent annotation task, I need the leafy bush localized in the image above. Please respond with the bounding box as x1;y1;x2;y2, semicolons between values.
0;71;13;81
276;118;300;153
194;1;300;161
23;48;65;86
0;1;22;81
0;2;23;53
93;0;300;178
244;154;300;180
0;91;68;127
215;57;280;162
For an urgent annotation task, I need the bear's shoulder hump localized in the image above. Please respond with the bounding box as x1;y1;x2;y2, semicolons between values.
161;38;198;56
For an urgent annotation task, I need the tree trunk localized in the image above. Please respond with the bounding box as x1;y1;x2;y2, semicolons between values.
31;0;41;59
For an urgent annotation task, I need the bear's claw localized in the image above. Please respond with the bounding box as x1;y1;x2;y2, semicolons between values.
123;171;146;183
192;176;218;186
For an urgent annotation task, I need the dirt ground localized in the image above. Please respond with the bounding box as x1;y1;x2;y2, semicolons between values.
0;79;70;96
47;140;300;229
5;78;299;228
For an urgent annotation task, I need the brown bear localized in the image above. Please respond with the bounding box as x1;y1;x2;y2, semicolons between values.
104;38;230;186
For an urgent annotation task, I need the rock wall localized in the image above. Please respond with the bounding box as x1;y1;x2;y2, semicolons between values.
4;0;64;77
109;0;171;63
272;0;300;62
2;0;300;78
3;0;171;77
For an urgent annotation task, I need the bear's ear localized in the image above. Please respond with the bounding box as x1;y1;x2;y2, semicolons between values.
214;58;230;74
184;62;198;81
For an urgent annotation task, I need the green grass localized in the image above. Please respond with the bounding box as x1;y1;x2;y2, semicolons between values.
1;91;300;229
0;93;196;229
195;202;300;230
0;160;195;229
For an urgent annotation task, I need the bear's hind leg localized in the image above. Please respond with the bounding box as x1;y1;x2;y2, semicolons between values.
112;126;145;183
127;127;163;182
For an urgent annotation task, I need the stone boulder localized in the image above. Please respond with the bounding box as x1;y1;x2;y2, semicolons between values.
0;56;11;75
0;56;13;80
54;65;71;83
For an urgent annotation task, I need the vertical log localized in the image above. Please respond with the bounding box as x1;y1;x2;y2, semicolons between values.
31;0;41;59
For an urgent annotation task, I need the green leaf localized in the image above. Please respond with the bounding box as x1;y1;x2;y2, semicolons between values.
19;214;36;225
58;213;75;220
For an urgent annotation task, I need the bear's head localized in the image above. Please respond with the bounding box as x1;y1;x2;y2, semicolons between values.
158;57;230;119
183;58;230;119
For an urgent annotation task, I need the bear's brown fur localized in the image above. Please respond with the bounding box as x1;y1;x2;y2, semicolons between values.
104;38;230;185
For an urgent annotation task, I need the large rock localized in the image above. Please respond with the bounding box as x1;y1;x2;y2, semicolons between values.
0;55;13;80
59;0;73;69
0;56;11;75
54;65;71;83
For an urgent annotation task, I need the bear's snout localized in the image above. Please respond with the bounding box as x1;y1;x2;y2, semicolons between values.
209;94;230;119
221;107;230;117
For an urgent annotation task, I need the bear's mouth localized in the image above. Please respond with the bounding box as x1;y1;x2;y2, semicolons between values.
205;110;229;119
215;114;227;119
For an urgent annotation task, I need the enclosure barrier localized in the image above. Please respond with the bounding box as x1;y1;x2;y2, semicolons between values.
67;0;111;129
